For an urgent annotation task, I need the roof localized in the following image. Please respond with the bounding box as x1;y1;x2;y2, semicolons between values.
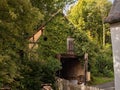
105;0;120;24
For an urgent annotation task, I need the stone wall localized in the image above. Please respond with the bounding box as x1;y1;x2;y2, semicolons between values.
56;78;103;90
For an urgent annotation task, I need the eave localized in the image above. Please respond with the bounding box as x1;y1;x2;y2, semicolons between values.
105;0;120;24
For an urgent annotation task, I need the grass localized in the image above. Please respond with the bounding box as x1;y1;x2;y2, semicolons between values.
88;77;114;85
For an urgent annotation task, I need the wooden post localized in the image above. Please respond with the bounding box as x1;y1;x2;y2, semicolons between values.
84;53;88;85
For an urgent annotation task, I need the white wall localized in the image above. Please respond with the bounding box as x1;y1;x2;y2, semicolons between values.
111;22;120;90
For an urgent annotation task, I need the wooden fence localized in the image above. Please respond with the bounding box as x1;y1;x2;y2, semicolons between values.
56;78;104;90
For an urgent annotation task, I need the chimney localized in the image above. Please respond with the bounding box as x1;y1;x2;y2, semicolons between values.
67;36;74;54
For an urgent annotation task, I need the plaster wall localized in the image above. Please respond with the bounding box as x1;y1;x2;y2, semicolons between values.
29;29;42;49
110;22;120;90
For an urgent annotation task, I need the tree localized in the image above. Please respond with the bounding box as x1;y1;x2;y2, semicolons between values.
67;0;113;79
0;0;43;89
67;0;112;46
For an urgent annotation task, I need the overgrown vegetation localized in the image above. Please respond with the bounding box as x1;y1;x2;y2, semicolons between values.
0;0;113;89
67;0;113;83
89;77;114;85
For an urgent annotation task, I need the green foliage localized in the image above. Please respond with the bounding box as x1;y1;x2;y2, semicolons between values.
0;0;73;89
36;13;73;89
17;56;61;90
68;0;112;45
0;55;18;87
67;0;113;80
89;77;114;85
30;0;75;27
73;29;100;75
95;44;113;77
38;14;72;56
0;0;113;89
0;0;43;89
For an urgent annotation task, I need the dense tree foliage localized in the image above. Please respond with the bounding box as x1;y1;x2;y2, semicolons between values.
68;0;111;46
0;0;113;89
0;0;43;89
0;0;74;89
67;0;113;79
